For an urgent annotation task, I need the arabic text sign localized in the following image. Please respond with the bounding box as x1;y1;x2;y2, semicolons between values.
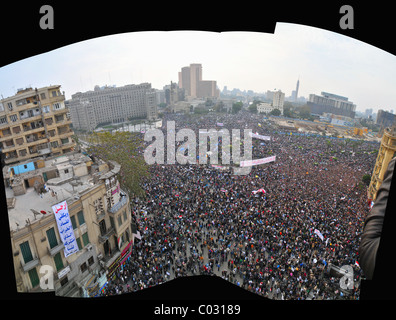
52;201;79;257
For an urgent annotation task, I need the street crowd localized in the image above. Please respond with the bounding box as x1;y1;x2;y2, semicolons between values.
99;111;378;300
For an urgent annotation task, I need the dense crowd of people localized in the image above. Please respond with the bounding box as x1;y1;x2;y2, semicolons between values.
98;111;378;300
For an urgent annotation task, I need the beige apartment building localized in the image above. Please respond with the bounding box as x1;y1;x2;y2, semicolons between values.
0;86;76;165
6;153;135;297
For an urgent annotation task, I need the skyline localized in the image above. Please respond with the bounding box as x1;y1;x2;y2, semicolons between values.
1;23;395;113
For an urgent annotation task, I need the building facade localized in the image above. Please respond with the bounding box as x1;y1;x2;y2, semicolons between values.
307;92;356;118
6;153;136;297
67;83;158;132
376;109;395;129
368;126;396;201
0;86;76;166
257;90;285;115
178;64;219;100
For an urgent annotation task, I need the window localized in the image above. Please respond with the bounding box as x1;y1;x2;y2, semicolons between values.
28;268;40;288
0;103;3;112
76;237;82;250
82;232;90;246
118;215;122;227
60;276;68;287
77;210;85;225
88;256;94;266
40;93;46;100
70;215;77;229
64;169;69;174
54;252;64;271
7;102;13;110
20;241;33;263
52;91;57;97
43;105;50;113
53;103;63;110
123;210;127;221
0;116;7;124
9;114;18;122
46;227;58;249
80;262;88;273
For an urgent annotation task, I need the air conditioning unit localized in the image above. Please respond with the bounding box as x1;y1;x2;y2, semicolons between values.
86;244;93;251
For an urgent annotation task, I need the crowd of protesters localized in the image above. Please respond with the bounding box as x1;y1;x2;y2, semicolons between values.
99;111;378;300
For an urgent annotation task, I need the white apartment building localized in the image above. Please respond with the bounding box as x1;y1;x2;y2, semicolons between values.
257;90;285;115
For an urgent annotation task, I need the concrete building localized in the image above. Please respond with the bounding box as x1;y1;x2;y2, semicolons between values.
178;64;219;99
0;86;76;166
257;90;285;115
307;92;356;118
376;109;395;129
6;153;136;297
368;126;396;201
67;83;158;132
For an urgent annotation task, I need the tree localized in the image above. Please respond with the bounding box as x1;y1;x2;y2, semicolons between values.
269;108;281;116
248;104;258;113
232;102;243;114
297;105;312;120
87;131;149;199
362;174;371;186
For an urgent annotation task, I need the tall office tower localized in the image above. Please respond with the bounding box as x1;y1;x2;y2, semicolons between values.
179;66;191;96
295;78;300;101
0;86;76;165
189;64;202;98
67;83;157;132
178;64;219;99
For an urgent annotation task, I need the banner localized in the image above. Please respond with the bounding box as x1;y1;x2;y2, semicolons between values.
314;229;324;241
52;201;79;258
216;122;224;126
249;132;271;141
240;155;276;167
252;188;266;194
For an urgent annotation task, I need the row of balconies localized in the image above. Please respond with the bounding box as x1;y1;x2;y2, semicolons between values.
0;117;71;141
1;130;73;152
3;138;75;164
3;94;65;113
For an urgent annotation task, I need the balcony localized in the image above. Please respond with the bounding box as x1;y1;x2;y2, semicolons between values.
37;148;51;155
98;227;115;243
48;243;65;257
108;195;128;214
21;257;40;272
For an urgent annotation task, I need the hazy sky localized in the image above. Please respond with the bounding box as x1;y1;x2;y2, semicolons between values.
1;23;395;113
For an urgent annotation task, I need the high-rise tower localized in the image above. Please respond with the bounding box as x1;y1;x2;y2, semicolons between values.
295;78;300;101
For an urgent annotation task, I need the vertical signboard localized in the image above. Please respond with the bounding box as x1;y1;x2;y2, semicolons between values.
52;200;79;257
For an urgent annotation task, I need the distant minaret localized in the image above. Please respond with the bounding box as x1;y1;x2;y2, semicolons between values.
295;77;300;101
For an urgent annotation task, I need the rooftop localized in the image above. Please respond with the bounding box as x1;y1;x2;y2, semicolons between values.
5;152;113;233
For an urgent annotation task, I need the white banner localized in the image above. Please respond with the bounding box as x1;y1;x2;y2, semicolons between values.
240;155;276;167
314;229;324;241
52;201;79;258
249;132;271;141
